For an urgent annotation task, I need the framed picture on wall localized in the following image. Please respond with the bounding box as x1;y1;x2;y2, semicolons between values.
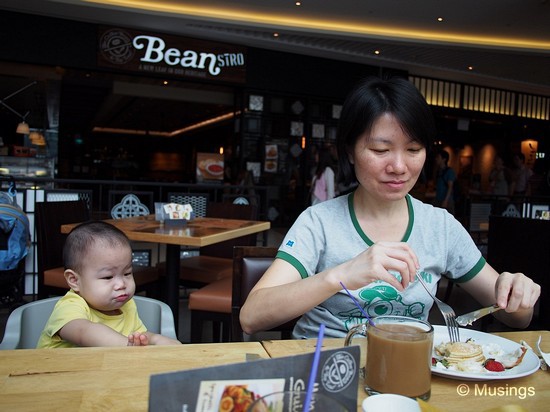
531;204;549;219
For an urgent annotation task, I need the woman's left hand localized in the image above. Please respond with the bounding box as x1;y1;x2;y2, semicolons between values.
495;272;541;312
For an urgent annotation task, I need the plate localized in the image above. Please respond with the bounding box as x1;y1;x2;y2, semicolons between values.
431;325;540;380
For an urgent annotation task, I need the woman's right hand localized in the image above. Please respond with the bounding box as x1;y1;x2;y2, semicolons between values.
338;241;419;291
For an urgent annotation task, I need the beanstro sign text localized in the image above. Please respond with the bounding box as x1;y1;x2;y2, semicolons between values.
133;35;244;76
98;27;246;83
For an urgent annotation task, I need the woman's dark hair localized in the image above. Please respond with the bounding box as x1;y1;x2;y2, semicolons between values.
315;146;333;179
336;76;437;185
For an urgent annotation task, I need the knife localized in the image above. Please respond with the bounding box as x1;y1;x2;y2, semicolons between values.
455;304;501;326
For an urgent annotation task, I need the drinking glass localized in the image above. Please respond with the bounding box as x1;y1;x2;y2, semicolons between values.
345;315;433;400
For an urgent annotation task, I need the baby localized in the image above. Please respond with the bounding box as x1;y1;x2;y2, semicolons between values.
37;220;181;348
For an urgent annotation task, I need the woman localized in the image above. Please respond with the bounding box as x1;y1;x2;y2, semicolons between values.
489;156;509;196
240;76;540;338
310;146;336;205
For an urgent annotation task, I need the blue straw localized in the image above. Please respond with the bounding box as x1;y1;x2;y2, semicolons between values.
303;323;325;412
340;281;375;326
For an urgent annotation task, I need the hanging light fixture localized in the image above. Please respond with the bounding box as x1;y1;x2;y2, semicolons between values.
16;121;30;134
0;81;37;135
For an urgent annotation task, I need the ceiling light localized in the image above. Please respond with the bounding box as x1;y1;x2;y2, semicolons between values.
273;32;279;37
374;50;381;55
295;1;302;6
16;122;30;135
437;17;444;22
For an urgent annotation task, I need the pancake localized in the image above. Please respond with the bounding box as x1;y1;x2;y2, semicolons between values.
435;341;485;366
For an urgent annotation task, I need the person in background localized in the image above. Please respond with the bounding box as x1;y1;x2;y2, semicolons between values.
311;146;336;205
509;153;533;196
37;221;181;348
240;76;540;339
434;149;456;214
488;155;509;196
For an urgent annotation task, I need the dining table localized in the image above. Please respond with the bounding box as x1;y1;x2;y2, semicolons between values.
263;330;550;412
61;214;271;338
0;342;270;411
0;330;548;411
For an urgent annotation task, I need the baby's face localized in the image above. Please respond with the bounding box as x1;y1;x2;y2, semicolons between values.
74;241;135;315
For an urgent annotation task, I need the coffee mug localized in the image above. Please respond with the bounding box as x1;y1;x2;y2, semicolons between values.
345;315;433;400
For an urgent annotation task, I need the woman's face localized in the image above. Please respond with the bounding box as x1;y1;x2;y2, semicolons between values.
348;113;426;201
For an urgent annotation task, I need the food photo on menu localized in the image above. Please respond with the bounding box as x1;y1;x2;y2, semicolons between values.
195;379;285;412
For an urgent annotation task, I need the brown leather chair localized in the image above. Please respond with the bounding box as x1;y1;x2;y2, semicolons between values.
188;246;298;343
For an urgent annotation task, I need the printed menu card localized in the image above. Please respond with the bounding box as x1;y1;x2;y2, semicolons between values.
149;346;359;411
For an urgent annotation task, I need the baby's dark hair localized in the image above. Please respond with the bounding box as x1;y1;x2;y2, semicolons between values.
63;221;130;272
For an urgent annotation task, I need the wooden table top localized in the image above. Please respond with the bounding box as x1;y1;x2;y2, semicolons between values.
1;332;547;411
0;342;269;411
61;214;271;247
262;330;550;412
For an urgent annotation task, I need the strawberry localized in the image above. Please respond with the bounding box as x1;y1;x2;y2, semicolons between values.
484;359;505;372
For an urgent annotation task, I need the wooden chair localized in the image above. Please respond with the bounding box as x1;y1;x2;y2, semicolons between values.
44;189;93;211
109;192;152;218
35;200;91;299
188;246;298;343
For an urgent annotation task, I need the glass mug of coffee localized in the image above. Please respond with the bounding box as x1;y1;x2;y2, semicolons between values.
344;315;434;400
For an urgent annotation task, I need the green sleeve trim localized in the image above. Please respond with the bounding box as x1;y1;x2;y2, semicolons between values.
455;257;486;283
276;250;309;279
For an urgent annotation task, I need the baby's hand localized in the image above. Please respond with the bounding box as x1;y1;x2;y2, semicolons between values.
127;331;149;346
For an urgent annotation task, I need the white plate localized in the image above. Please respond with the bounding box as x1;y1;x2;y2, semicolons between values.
431;325;540;381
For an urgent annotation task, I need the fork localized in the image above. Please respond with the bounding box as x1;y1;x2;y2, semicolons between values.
415;273;460;343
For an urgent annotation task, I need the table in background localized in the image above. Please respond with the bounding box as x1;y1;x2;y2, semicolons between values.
261;330;550;412
0;342;269;411
62;214;270;335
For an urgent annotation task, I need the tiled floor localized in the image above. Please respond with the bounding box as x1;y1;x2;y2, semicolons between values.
0;228;535;345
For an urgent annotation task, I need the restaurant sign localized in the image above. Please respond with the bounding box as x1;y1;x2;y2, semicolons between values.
97;27;246;83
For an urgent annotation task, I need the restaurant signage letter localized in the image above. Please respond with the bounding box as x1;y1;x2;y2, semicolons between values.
98;27;246;83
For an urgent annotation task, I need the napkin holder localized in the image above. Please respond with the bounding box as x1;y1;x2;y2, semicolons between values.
164;212;195;227
155;202;194;226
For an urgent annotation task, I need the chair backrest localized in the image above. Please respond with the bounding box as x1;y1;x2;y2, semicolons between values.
45;189;93;211
468;202;492;232
167;192;209;218
134;295;178;340
0;296;60;349
0;295;177;349
202;202;259;258
231;246;298;341
35;200;90;296
110;193;152;218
